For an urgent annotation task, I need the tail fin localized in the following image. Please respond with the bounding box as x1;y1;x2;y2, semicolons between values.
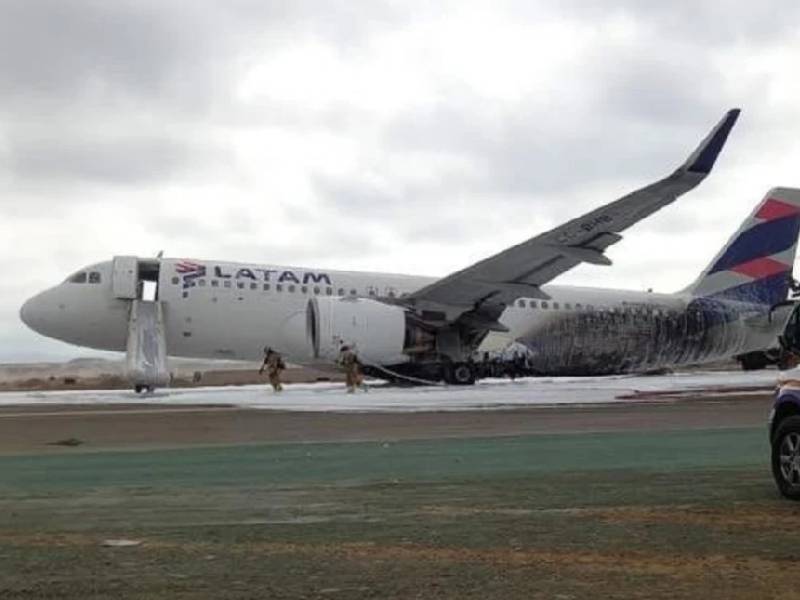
684;187;800;306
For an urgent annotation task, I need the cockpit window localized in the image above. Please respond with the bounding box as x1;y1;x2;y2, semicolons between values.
67;272;87;284
88;271;101;284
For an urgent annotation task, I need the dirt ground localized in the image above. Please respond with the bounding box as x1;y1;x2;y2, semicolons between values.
0;393;795;599
0;393;773;455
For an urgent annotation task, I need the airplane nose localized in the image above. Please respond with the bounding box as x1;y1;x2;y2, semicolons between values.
20;292;48;334
19;297;34;328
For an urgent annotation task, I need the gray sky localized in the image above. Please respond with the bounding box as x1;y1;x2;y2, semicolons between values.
2;0;800;362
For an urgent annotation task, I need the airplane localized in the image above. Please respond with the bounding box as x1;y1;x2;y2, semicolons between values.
20;108;800;390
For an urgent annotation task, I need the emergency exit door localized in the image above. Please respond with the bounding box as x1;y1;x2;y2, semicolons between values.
112;256;139;299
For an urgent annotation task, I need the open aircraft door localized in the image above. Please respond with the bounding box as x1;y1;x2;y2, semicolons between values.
112;256;139;299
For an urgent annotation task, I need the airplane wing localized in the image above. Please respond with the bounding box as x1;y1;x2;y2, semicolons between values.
403;109;741;316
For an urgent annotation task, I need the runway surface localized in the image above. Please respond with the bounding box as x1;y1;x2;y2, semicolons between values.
0;369;780;412
0;370;791;599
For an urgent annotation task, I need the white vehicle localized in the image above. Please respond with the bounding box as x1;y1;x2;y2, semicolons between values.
22;109;800;388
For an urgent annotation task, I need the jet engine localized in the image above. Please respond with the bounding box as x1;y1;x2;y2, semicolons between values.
306;297;411;365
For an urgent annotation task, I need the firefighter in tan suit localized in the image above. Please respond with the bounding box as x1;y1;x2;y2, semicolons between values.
259;347;286;392
337;345;363;393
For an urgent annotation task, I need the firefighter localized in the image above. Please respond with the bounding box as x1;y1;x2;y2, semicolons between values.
259;347;286;392
337;344;363;393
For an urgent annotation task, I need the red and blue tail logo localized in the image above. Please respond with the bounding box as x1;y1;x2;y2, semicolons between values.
686;188;800;306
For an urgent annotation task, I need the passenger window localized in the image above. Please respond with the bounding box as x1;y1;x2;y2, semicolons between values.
288;285;296;293
211;280;219;287
575;303;582;309
553;302;560;310
237;282;245;289
224;281;231;288
276;284;283;292
350;289;357;296
263;284;270;291
199;279;206;287
171;276;180;285
517;300;525;308
541;301;549;309
88;271;101;284
530;301;537;309
301;285;308;294
565;303;571;310
68;272;87;284
250;283;258;290
338;288;345;296
314;286;320;295
326;287;333;296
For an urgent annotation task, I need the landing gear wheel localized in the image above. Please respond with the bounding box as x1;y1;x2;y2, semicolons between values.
444;362;476;386
134;384;151;394
772;415;800;500
739;352;769;371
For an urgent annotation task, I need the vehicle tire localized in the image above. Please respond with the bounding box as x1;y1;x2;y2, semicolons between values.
771;415;800;500
445;362;476;385
134;384;144;394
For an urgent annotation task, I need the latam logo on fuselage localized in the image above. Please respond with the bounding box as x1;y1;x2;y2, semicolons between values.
175;260;332;289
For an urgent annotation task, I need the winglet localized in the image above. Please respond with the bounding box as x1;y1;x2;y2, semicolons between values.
682;108;741;174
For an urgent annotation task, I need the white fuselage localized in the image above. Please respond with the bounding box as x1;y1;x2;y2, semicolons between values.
20;257;787;376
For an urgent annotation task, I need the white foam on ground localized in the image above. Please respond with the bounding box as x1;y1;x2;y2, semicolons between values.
0;370;779;413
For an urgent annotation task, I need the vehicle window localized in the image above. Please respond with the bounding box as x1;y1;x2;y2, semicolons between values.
518;300;525;308
314;286;320;295
564;303;571;310
250;283;258;290
224;280;231;288
237;282;245;289
211;280;219;287
301;285;308;294
288;285;296;293
68;272;87;284
88;271;101;284
171;276;180;285
263;284;270;291
199;279;206;287
575;303;582;309
326;287;333;296
553;302;560;310
541;301;549;309
530;301;537;309
350;289;357;296
338;288;345;296
276;284;283;292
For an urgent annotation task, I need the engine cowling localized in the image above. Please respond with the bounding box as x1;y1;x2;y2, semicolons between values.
307;297;410;365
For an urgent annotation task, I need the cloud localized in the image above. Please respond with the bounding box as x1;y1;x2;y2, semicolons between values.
3;1;800;361
4;133;225;188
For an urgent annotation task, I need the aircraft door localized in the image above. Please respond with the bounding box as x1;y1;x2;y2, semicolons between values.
112;255;139;299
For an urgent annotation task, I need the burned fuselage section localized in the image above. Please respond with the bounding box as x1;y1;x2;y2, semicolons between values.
508;295;786;376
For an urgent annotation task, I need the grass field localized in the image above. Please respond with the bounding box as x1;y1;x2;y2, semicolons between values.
1;426;796;599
